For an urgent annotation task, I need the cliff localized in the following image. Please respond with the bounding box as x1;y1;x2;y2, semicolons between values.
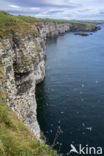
0;11;100;155
0;18;73;140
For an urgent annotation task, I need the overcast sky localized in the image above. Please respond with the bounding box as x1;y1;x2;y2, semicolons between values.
0;0;104;20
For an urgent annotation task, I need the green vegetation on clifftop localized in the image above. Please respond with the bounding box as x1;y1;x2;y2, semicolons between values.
0;10;99;38
0;11;39;38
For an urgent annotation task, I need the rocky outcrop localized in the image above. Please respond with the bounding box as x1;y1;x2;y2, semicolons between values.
74;32;89;36
0;21;100;140
70;23;101;32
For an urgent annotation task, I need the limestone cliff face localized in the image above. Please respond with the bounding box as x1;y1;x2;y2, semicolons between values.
0;22;72;140
35;22;72;40
1;36;45;140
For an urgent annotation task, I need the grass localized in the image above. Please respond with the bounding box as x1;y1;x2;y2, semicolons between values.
44;18;97;25
0;11;39;38
0;11;97;38
0;57;58;156
17;15;42;23
0;96;58;156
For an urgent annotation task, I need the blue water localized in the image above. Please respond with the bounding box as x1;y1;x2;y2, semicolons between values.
36;25;104;155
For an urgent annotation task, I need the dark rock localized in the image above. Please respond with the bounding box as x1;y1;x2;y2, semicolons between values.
6;66;12;73
2;54;8;58
74;32;89;36
16;80;32;95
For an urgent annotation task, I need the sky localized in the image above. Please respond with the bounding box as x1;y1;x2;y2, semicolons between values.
0;0;104;20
